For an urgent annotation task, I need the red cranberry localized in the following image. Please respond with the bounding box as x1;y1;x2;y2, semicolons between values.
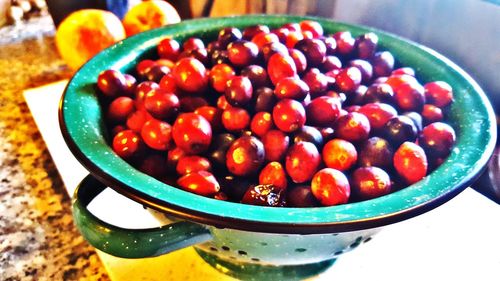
385;74;418;93
322;139;358;171
292;126;324;147
288;48;307;73
267;53;297;85
286;185;320;207
97;69;127;98
358;103;398;131
322;55;342;72
274;77;309;100
418;122;456;158
334;112;371;142
218;27;243;47
225;76;253;106
240;65;269;88
394;82;425;112
226;136;265;176
177;171;220;196
111;125;127;137
159;73;178;94
176;155;212;175
371;51;395;78
424;81;453;108
262;129;289;162
392;67;415;76
252;32;279;49
144;89;180;120
380;115;418;147
222;107;250;132
250;112;274;137
422;104;443;124
112;130;143;159
306;96;341;126
333;31;355;56
228;40;259;67
172;57;208;93
241;184;285;207
156;59;175;69
286;142;321;183
141;119;173;151
299;20;323;38
136;60;156;79
272;99;306;133
158;38;180;61
242;25;270;40
253;87;277;112
358;137;394;169
209;63;235;93
194;106;223;132
362;83;394;104
294;38;327;67
335;67;362;93
285;31;304;48
135;81;159;110
259;161;288;191
113;130;143;159
349;59;373;84
394;142;428;184
302;68;329;97
182;37;205;51
311;168;350;206
351;166;392;200
107;96;135;124
354;32;378;59
172;113;212;154
262;42;288;62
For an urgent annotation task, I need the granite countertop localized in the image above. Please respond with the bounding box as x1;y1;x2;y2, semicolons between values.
0;15;109;280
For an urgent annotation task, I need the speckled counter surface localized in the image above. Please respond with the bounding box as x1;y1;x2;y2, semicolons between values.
0;16;109;280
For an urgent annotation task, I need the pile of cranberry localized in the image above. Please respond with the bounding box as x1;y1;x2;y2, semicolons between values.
96;20;456;207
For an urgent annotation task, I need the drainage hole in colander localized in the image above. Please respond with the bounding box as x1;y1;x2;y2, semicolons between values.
364;237;372;243
209;246;218;252
334;250;343;256
295;248;307;253
260;242;268;246
221;245;230;251
238;250;247;255
251;258;260;262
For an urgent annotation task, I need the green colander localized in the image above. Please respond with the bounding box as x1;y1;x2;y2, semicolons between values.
60;15;496;280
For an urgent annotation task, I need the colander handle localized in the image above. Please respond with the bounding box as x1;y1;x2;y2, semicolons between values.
72;174;213;259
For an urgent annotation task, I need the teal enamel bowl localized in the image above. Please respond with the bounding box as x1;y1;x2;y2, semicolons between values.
60;15;496;279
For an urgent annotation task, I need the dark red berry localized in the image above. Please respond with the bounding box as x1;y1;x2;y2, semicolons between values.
241;184;285;207
418;122;456;158
286;142;321;183
262;129;289;162
311;168;350;206
351;166;392;200
172;113;212;154
272;99;306;133
226;136;265;176
394;142;428;184
334;112;371;142
177;171;220;196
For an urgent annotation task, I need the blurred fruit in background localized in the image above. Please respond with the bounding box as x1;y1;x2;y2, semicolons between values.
122;0;180;36
55;9;125;70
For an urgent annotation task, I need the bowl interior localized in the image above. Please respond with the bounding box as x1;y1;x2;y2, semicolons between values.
60;15;497;233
